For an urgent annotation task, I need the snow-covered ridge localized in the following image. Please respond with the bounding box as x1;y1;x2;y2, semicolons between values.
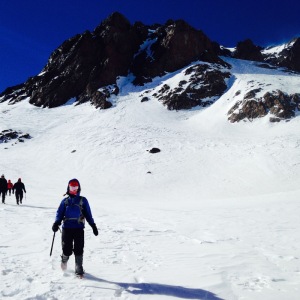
262;38;296;57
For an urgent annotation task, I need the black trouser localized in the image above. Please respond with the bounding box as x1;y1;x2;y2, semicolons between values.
0;190;6;202
8;188;12;195
15;191;23;203
62;228;84;256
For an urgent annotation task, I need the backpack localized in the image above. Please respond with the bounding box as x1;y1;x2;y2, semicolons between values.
63;196;85;224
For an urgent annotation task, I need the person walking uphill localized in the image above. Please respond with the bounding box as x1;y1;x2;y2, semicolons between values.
52;179;98;278
7;180;13;196
0;174;8;204
13;178;26;205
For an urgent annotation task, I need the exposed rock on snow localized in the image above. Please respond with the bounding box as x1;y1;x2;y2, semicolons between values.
153;63;231;110
148;148;161;153
0;130;31;144
228;90;300;123
233;39;264;62
141;97;150;102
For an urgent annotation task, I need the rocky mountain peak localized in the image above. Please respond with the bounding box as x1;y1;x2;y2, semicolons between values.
233;39;264;62
0;12;300;125
93;11;131;35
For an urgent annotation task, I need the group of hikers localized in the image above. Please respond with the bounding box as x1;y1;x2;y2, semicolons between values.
0;174;26;205
1;174;95;278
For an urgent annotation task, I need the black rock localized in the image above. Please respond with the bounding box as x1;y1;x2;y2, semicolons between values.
270;117;281;122
141;97;149;102
149;148;161;153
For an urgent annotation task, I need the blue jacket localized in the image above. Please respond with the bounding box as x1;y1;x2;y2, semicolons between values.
55;179;95;229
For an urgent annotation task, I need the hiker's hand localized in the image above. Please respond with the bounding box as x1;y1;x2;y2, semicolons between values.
91;223;98;236
52;222;59;232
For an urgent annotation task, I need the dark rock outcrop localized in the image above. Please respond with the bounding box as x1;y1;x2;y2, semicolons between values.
153;64;231;110
0;12;226;109
0;130;31;144
228;90;299;123
130;19;222;86
233;39;264;62
0;12;147;108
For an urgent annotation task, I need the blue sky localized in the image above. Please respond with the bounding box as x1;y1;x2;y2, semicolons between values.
1;0;300;93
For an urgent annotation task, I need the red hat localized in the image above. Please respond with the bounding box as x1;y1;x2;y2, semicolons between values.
69;180;79;187
18;178;21;181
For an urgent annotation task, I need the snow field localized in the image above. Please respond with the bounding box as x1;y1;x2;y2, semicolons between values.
0;58;300;299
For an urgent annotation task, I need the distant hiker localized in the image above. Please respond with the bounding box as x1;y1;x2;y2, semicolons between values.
13;178;26;205
7;180;13;196
52;179;98;277
0;174;8;204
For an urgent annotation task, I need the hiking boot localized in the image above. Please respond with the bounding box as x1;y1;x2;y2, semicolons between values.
75;255;84;276
61;254;69;270
20;201;22;204
17;202;19;205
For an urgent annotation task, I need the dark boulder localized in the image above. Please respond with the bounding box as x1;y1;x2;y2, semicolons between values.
141;97;149;102
148;148;161;153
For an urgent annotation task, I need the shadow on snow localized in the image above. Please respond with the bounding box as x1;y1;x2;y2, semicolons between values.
84;273;225;300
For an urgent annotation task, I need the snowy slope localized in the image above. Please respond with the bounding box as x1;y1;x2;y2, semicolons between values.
262;38;296;57
0;58;300;300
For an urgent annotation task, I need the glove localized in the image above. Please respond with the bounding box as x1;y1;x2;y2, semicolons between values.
52;222;60;232
91;223;98;236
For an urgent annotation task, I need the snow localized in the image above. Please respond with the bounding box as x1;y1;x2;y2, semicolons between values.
220;46;235;53
0;58;300;300
133;35;157;62
262;40;296;57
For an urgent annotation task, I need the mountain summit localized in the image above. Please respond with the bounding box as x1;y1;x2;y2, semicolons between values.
0;12;300;123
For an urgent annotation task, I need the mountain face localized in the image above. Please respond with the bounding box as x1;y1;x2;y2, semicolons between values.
0;12;300;123
0;12;220;109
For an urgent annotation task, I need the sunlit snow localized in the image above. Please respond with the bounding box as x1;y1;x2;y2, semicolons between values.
0;58;300;300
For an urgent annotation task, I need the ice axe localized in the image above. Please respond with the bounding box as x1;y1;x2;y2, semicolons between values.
50;227;61;256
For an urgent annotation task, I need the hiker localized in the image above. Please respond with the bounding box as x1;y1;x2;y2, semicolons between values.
13;178;26;205
52;179;98;277
7;180;13;196
0;174;8;204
